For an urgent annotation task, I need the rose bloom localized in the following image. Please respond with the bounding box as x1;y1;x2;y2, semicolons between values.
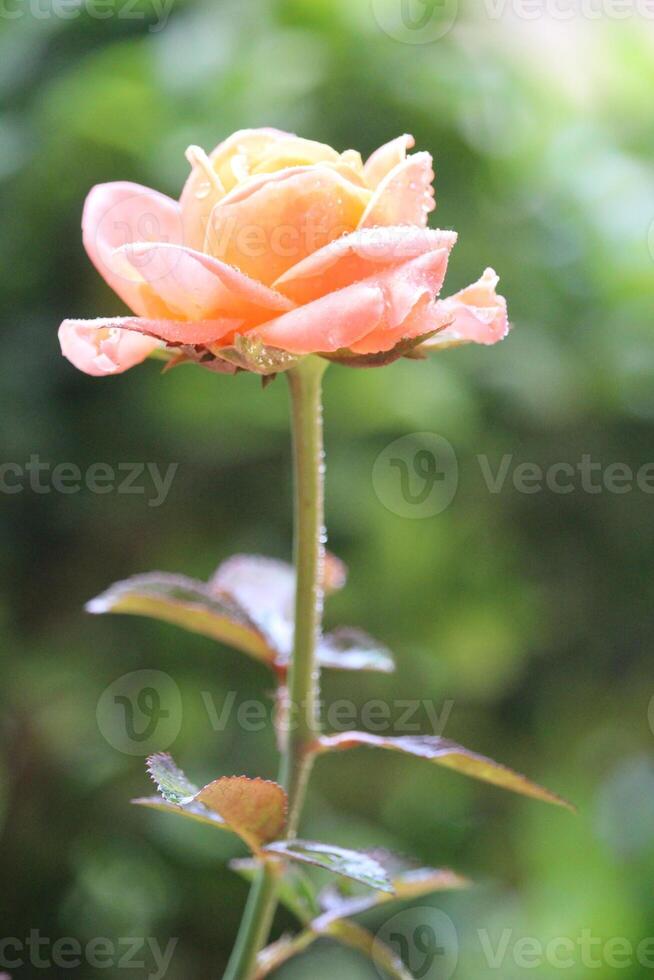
58;129;508;376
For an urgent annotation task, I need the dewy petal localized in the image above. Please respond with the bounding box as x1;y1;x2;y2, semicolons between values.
179;145;227;252
363;134;415;188
111;242;295;325
359;152;435;229
61;314;241;354
252;281;386;354
59;319;160;376
421;268;509;349
274;226;457;305
347;248;452;354
249;137;341;174
206;165;371;285
253;246;451;356
82;182;183;317
179;130;300;249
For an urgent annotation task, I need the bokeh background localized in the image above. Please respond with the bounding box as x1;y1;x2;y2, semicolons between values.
2;0;654;977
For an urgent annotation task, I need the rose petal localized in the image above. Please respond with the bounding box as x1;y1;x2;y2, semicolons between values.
206;166;371;285
274;226;457;305
253;282;386;354
59;319;160;376
250;137;341;174
422;268;509;349
179;131;300;249
363;134;415;188
359;152;435;229
347;249;452;354
253;246;451;356
61;314;241;353
205;128;298;192
111;242;295;324
117;316;243;345
179;145;227;251
82;182;183;317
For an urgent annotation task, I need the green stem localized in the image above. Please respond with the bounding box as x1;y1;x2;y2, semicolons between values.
223;357;328;980
222;866;279;980
279;355;327;833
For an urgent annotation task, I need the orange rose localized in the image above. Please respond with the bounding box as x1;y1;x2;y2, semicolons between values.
58;129;508;376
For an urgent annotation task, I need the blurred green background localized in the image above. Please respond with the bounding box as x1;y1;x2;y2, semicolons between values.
2;0;654;977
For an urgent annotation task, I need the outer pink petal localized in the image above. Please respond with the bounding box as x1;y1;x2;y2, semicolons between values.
274;226;457;305
358;152;435;229
111;242;294;324
82;182;183;316
61;314;242;360
422;269;509;349
59;319;159;376
252;282;386;354
112;316;242;345
253;247;451;356
346;248;452;354
363;134;415;188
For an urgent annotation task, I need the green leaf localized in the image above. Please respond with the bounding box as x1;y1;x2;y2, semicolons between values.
211;552;349;662
132;795;227;830
325;920;413;980
317;851;470;925
141;754;288;852
317;628;395;674
231;859;320;925
317;733;574;810
146;752;198;804
389;866;470;899
264;840;394;893
215;334;299;375
87;556;394;676
255;933;317;979
250;851;464;978
255;921;412;980
86;572;274;665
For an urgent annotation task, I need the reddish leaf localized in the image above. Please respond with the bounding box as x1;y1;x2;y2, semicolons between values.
325;921;412;979
86;573;273;665
255;934;316;979
255;922;411;980
141;753;287;852
210;555;296;656
317;732;574;810
196;777;287;851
